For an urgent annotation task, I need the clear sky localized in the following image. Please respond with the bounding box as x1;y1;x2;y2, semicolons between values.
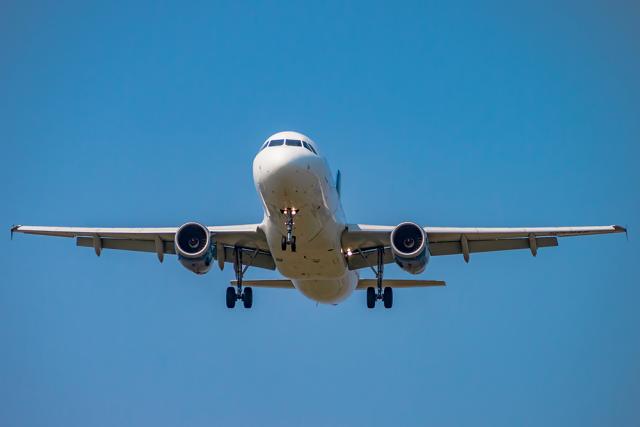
1;1;638;426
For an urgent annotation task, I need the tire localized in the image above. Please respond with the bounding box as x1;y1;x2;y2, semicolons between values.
226;287;236;308
281;236;287;251
291;236;297;252
383;287;393;309
243;287;253;309
366;287;376;309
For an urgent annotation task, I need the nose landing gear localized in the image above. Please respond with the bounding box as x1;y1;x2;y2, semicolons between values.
280;208;298;252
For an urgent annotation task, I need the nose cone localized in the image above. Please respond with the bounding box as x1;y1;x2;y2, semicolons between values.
253;130;323;210
254;142;314;187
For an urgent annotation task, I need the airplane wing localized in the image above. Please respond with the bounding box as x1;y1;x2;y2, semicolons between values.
343;224;626;269
10;224;275;270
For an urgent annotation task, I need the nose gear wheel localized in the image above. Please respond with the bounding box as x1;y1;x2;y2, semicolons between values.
280;208;298;252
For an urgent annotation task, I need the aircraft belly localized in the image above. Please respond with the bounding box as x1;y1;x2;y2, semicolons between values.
259;158;347;279
293;271;358;304
265;215;347;279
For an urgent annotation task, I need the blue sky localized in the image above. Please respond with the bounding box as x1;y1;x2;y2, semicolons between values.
1;1;638;426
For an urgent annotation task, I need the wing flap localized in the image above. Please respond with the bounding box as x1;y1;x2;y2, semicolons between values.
347;247;394;271
77;237;176;254
76;237;276;270
220;246;276;270
429;236;558;256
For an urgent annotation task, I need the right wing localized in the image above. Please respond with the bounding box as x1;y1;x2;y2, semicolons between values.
343;224;626;268
11;224;275;270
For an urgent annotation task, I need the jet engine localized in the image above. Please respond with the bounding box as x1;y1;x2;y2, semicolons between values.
174;222;216;274
390;222;429;274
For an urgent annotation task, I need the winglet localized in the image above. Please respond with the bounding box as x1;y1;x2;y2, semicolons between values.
613;225;628;241
10;225;20;240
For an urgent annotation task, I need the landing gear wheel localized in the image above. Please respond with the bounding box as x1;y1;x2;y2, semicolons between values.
242;287;253;309
291;236;297;252
281;236;287;251
366;287;376;309
383;287;393;309
226;287;236;309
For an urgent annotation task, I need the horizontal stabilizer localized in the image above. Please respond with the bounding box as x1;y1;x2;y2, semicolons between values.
356;279;446;289
230;279;294;288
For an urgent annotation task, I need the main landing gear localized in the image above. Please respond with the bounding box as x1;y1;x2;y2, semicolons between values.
366;247;393;309
280;208;298;252
226;247;253;309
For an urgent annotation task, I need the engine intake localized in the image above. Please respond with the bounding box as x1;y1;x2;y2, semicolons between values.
175;222;215;274
390;222;429;274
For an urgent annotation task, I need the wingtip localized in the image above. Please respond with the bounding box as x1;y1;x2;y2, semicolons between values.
612;225;628;241
10;224;20;240
613;224;627;237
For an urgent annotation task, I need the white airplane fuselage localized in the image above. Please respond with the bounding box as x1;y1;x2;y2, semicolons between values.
253;132;357;303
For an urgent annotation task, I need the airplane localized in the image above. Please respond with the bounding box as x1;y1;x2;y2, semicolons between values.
11;131;626;309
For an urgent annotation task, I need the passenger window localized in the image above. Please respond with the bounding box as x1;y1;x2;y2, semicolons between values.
285;139;302;147
269;139;285;146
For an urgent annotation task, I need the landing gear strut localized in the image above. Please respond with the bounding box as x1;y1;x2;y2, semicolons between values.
280;208;298;252
365;247;393;309
226;247;253;309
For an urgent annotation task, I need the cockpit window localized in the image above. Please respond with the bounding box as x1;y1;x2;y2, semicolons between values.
302;141;317;154
263;138;317;154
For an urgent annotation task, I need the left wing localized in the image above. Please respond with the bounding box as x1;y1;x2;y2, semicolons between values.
343;224;626;269
11;224;275;270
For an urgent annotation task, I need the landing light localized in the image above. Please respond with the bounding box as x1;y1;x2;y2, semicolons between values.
347;249;353;257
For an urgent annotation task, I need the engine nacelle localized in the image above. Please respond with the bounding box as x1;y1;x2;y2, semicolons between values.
174;222;215;275
390;222;429;274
